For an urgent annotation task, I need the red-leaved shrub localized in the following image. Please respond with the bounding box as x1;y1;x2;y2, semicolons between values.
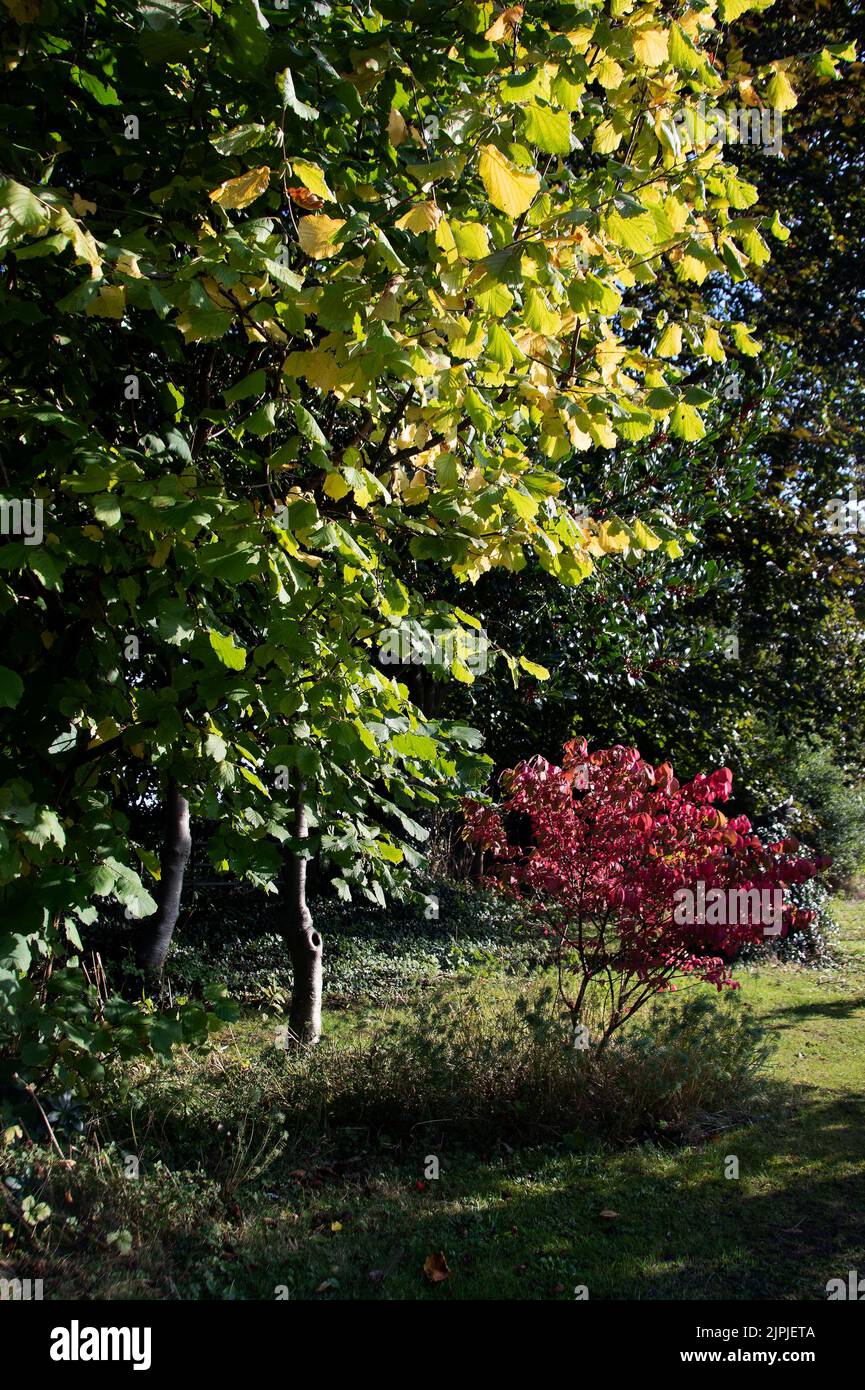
463;740;825;1047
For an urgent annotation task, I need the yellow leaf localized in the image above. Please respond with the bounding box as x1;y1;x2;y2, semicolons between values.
593;119;625;154
596;56;624;88
700;325;725;362
732;321;761;356
203;276;251;310
150;537;172;568
478;144;539;219
631;517;662;550
565;27;594;53
85;286;126;320
597;516;632;552
284;348;353;394
656;322;682;357
209;166;271;210
323;471;350;502
434;216;457;258
766;68;797;111
484;5;523;42
395;201;442;233
290;160;334;202
2;0;40;20
88;717;120;748
115;253;142;278
632;28;669;67
388;108;409;145
71;192;97;217
297;214;346;260
373;274;406;322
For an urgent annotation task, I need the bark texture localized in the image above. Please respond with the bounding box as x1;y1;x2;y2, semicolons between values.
284;791;322;1046
136;782;191;975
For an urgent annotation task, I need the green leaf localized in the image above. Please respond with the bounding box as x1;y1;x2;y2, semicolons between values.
224;369;267;404
0;179;49;236
278;68;319;121
670;401;706;441
391;732;440;760
519;656;550;680
209;630;247;671
0;666;24;709
522;104;572;154
212;123;269;156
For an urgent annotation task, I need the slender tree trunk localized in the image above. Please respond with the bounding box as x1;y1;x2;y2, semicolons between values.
284;788;322;1046
136;781;191;975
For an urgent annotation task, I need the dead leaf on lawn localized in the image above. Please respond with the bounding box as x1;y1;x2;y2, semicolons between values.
423;1251;451;1283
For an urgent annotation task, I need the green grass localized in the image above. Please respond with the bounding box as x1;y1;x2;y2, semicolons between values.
3;899;865;1301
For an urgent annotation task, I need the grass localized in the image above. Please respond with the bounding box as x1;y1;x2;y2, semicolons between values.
3;898;865;1301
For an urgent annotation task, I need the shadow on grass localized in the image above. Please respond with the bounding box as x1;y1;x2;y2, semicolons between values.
770;995;865;1026
210;1086;865;1301
24;1078;859;1301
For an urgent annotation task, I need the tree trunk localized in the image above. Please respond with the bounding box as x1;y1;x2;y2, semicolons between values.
136;781;191;975
284;789;322;1046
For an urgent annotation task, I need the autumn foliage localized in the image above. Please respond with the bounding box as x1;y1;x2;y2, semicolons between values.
464;741;824;1045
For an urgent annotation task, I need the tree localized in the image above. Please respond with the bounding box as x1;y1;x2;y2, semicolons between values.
438;1;865;796
0;0;842;1081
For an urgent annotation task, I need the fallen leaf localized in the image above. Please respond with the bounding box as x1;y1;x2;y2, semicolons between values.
423;1251;451;1283
600;1209;620;1220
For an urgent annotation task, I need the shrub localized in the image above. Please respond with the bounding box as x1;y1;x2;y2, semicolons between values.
288;982;770;1147
104;979;770;1160
463;741;824;1045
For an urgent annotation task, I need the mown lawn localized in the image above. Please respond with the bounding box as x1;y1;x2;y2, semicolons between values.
4;900;865;1300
